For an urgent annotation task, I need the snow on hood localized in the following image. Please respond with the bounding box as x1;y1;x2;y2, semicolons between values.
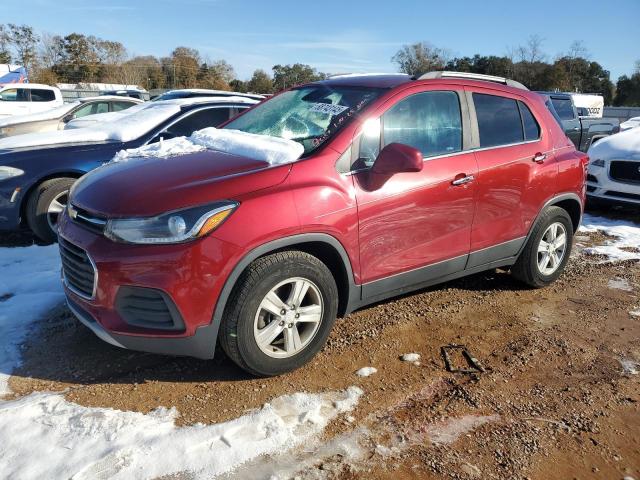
113;128;305;166
588;128;640;161
0;103;77;128
0;103;181;150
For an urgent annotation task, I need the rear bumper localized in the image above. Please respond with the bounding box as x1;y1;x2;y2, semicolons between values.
66;296;219;359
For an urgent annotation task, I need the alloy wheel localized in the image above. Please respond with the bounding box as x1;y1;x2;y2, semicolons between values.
253;277;323;358
537;222;567;275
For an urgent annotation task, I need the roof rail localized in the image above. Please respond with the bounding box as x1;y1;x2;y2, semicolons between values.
418;71;529;91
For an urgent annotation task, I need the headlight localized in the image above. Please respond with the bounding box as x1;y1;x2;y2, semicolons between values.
104;201;238;244
590;159;605;167
0;166;25;181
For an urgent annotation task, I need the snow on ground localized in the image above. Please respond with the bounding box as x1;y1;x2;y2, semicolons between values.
0;244;362;479
579;213;640;262
608;278;633;292
113;127;304;166
630;309;640;318
400;353;421;362
355;367;377;377
0;245;63;395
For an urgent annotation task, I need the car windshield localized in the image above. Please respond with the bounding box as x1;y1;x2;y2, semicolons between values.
223;85;384;154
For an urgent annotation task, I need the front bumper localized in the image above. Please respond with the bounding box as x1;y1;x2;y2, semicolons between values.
58;210;242;359
0;182;23;230
66;296;219;358
587;160;640;205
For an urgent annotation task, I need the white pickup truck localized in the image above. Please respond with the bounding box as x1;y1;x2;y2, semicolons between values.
0;84;63;117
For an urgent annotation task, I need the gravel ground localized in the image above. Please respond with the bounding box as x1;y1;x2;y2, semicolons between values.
4;204;640;479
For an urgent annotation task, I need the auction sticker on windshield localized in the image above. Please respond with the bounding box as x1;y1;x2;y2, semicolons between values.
309;103;349;116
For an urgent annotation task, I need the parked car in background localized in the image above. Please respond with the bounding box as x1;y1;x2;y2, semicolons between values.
0;84;63;117
538;91;619;152
100;89;150;101
0;96;142;138
66;90;259;130
620;116;640;131
153;89;264;102
587;128;640;206
0;96;259;243
57;72;588;376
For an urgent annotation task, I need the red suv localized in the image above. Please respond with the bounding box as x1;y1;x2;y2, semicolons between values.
57;72;588;376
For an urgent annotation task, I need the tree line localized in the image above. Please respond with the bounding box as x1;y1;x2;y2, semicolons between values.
1;24;638;106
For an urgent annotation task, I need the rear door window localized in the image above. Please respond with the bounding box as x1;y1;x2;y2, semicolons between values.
473;93;523;148
518;101;541;141
30;89;56;102
550;97;574;121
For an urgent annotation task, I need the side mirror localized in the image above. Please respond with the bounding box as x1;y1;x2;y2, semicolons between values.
371;143;423;175
62;114;74;123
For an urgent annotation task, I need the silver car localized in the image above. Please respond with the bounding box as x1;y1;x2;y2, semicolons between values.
0;96;143;138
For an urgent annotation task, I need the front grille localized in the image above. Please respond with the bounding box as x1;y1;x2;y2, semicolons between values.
69;204;107;234
604;190;640;202
115;286;185;331
59;237;96;299
609;161;640;185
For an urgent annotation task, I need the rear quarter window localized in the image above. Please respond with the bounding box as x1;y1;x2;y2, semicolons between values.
473;93;523;148
30;89;56;102
518;101;541;141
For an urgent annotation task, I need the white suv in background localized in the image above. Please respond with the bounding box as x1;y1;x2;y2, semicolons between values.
587;128;640;205
0;84;64;117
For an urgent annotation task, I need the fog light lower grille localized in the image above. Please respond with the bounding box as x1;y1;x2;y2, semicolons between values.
115;286;185;331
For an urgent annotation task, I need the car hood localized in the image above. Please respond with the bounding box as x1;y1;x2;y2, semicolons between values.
71;150;292;217
588;128;640;161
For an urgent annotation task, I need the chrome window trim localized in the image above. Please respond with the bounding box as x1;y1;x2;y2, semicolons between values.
59;234;98;301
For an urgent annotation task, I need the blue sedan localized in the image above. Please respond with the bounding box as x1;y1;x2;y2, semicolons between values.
0;95;258;243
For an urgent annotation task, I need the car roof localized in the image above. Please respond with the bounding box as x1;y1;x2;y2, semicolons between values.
0;83;57;90
318;73;412;89
158;96;261;108
78;95;145;103
157;89;265;101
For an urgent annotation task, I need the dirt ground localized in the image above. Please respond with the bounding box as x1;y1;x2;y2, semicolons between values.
5;205;640;480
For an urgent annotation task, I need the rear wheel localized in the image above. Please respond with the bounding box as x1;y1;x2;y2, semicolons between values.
511;206;573;288
25;177;76;244
219;250;338;376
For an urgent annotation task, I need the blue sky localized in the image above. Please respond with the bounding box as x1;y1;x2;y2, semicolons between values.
5;0;639;81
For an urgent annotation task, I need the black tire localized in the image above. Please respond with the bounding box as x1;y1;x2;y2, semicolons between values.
511;206;574;288
25;177;76;244
219;250;338;376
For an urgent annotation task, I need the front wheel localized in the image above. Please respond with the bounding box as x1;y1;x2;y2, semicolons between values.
25;177;76;244
511;206;574;288
219;251;338;376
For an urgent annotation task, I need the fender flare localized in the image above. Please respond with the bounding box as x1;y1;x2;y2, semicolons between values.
206;233;360;353
518;192;583;256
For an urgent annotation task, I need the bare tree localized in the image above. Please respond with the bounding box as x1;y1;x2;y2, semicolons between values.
567;40;589;60
515;34;546;63
0;25;11;63
391;42;449;77
7;24;39;70
39;33;64;68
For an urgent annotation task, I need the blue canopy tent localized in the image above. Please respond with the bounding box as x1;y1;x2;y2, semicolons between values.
0;65;28;85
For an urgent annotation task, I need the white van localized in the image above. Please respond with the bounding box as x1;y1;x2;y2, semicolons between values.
0;84;63;117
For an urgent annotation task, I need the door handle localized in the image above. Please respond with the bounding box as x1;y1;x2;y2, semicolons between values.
452;174;475;186
533;152;547;164
572;127;580;131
